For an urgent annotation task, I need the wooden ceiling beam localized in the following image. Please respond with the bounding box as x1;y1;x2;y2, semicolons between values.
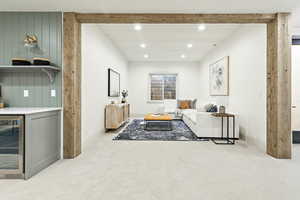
76;13;276;24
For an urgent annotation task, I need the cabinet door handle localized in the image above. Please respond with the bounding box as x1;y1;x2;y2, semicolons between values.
292;106;297;108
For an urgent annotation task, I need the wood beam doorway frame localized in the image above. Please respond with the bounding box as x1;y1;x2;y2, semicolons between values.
63;13;292;159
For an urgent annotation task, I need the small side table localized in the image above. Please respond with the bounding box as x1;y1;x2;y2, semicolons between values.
211;113;236;145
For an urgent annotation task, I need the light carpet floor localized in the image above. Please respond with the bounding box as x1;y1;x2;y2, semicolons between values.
0;132;300;200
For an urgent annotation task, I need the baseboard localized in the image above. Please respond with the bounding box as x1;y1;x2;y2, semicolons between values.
131;113;145;118
243;135;266;153
199;137;239;140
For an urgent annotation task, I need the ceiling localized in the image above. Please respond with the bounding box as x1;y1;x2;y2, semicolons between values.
99;24;248;62
0;0;299;13
1;0;300;33
1;1;300;59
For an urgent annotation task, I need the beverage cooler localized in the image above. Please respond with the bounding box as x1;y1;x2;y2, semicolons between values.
0;116;24;178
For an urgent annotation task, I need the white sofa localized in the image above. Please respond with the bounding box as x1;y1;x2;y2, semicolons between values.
160;100;239;139
181;109;239;139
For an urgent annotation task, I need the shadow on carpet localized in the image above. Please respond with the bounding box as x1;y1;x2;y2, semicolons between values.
113;119;204;141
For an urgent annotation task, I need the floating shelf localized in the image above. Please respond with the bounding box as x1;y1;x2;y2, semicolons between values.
0;65;61;83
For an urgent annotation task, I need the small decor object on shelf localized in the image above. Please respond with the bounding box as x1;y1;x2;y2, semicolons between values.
24;35;38;48
121;90;128;103
219;105;226;114
0;98;4;108
33;58;50;65
111;101;115;104
0;86;4;108
12;58;31;65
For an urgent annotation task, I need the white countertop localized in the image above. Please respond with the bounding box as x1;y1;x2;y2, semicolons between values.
0;107;62;115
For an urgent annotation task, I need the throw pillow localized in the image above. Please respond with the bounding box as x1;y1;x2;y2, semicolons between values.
178;99;194;109
179;100;191;109
204;103;214;112
191;99;197;109
204;104;218;112
207;105;218;112
177;100;183;108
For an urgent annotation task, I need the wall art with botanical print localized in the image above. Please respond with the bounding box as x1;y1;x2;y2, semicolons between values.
209;56;229;96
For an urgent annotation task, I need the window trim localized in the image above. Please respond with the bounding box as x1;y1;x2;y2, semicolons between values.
148;73;178;103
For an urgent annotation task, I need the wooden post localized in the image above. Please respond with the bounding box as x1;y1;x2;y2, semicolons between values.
267;13;292;158
63;13;81;158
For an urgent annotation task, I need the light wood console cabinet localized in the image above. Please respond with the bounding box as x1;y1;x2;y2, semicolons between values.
105;104;130;131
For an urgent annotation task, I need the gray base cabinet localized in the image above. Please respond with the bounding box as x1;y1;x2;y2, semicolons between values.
24;111;61;179
0;109;61;179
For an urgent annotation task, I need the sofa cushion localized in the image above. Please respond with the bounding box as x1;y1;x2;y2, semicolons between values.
181;109;197;123
189;113;197;123
181;109;195;115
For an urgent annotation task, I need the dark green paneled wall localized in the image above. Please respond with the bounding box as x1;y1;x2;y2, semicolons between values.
0;12;62;107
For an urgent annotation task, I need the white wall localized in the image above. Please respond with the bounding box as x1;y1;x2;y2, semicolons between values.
81;24;128;144
291;7;300;35
81;23;268;150
198;25;267;150
292;45;300;131
128;62;200;115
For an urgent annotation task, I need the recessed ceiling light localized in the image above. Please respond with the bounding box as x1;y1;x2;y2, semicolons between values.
140;43;146;48
187;43;193;48
134;24;142;31
198;24;206;31
181;54;186;59
144;54;149;58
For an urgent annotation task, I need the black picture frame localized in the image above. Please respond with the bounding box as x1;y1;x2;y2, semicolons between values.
108;68;120;97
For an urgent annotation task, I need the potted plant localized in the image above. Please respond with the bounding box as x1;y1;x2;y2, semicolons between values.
121;90;128;103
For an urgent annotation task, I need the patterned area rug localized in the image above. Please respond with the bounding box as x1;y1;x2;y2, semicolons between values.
114;119;201;141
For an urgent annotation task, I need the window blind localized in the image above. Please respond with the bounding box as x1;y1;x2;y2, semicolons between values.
150;74;177;101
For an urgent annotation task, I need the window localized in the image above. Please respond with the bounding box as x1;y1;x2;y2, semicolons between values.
149;74;177;101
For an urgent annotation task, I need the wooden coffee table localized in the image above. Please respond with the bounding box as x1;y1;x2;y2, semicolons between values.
144;114;173;131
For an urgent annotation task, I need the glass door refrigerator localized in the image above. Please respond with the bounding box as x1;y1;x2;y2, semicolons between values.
0;116;24;178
